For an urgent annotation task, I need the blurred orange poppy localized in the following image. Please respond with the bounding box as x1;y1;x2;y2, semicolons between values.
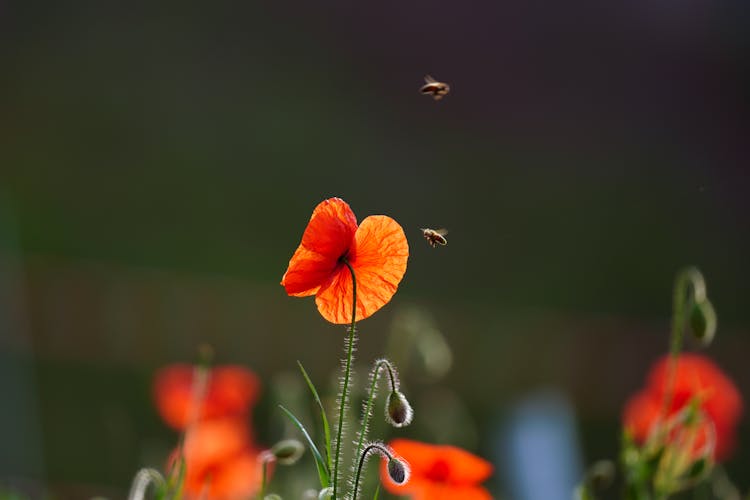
281;197;409;324
154;364;260;430
171;417;264;500
623;354;742;461
381;439;493;500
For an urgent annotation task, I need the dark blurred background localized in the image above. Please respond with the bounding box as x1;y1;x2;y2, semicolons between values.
1;1;749;498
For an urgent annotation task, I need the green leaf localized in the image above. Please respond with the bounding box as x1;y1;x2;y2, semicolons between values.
298;360;333;471
278;405;330;488
372;483;381;500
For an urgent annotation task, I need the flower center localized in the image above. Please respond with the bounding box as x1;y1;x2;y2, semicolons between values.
425;458;451;483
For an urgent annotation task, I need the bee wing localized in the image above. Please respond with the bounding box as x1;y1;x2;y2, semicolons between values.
424;74;436;83
435;228;448;236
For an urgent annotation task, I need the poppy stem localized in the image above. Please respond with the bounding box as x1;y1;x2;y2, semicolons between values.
352;443;393;500
355;359;399;461
333;259;357;500
259;452;274;499
661;268;706;421
127;468;166;500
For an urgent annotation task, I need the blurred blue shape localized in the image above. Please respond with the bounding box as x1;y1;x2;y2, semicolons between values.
497;390;583;500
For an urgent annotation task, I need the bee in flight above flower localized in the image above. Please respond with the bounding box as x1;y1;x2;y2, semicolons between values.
420;75;450;100
421;228;448;248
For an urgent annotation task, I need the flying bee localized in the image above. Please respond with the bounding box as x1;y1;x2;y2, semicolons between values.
421;228;448;248
420;75;450;100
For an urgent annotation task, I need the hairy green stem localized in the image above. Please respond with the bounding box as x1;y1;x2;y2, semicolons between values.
259;453;272;498
353;444;393;500
355;360;398;460
127;468;166;500
333;259;357;500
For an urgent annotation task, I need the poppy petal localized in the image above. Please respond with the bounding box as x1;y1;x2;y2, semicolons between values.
153;365;260;430
645;354;742;461
383;439;493;498
281;247;329;297
315;215;408;324
182;417;251;474
209;450;264;500
437;445;493;483
281;198;358;296
209;366;261;418
622;389;660;443
154;364;196;430
418;484;493;500
387;439;442;476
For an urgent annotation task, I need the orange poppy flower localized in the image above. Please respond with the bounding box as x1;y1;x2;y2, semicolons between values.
154;364;260;430
623;354;742;461
281;197;409;324
172;417;264;500
381;439;493;500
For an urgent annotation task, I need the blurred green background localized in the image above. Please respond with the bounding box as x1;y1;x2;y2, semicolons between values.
1;1;749;498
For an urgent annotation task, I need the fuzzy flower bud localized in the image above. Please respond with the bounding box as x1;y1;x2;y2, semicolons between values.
387;457;410;485
386;390;414;428
270;438;305;465
689;299;717;345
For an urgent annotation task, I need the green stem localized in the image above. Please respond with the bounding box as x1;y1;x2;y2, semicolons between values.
353;444;392;500
127;468;166;500
355;360;398;460
259;453;272;499
333;259;357;500
662;267;705;419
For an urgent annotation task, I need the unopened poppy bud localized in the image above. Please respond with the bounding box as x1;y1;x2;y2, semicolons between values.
387;457;410;485
386;390;414;428
689;299;716;345
270;439;305;465
318;487;333;500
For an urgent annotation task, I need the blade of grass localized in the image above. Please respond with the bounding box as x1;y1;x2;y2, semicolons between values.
279;405;330;488
372;484;380;500
297;360;333;471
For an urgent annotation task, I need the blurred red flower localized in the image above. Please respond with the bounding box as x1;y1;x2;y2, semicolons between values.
154;364;266;500
281;197;409;324
623;353;743;461
381;439;493;500
171;417;264;500
153;364;260;430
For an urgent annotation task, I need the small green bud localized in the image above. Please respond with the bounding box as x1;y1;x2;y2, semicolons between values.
386;390;414;428
318;487;333;500
689;299;717;345
270;439;305;465
387;457;410;485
